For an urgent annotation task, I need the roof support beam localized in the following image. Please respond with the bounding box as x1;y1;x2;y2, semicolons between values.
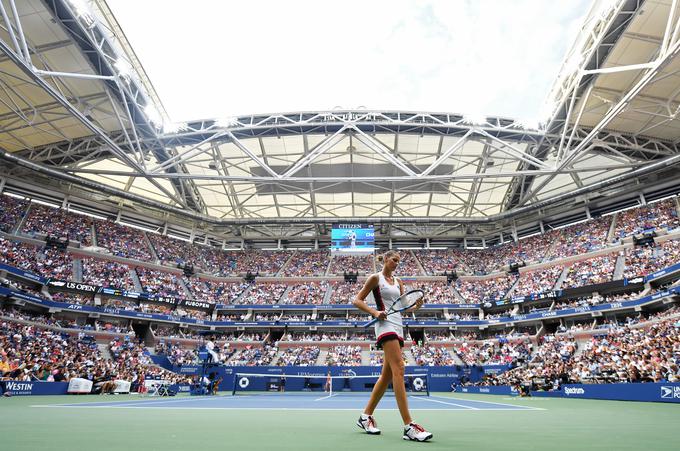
516;30;680;209
0;37;188;209
60;164;643;181
420;130;473;177
352;127;417;176
282;126;348;178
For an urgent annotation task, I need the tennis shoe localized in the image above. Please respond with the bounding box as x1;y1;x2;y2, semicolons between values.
403;422;433;442
356;414;381;435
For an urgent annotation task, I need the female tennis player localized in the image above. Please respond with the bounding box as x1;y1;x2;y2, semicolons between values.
352;250;433;442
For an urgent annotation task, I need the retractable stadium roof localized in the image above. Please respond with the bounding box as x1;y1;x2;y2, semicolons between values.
1;0;680;242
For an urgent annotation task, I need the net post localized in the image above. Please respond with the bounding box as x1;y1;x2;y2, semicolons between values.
426;372;431;397
231;373;238;396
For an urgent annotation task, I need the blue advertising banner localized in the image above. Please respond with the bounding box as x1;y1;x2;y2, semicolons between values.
457;385;515;395
530;382;680;403
0;262;46;284
2;280;678;328
0;380;69;396
645;262;680;283
216;303;482;311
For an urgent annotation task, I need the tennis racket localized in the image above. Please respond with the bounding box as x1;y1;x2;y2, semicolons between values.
363;288;425;328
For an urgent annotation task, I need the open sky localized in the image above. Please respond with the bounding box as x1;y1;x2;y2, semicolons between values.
106;0;593;125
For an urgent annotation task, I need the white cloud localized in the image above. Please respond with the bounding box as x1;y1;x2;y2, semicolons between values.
106;0;591;123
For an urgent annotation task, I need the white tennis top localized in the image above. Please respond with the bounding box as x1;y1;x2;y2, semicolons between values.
369;272;404;341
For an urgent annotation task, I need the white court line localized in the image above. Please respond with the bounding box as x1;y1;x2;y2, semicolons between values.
29;405;540;411
410;396;478;410
31;395;250;409
314;394;337;401
431;395;546;411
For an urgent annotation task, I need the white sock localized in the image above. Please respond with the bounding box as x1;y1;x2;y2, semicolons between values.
361;413;371;419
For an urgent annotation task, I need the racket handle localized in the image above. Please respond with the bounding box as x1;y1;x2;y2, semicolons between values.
363;317;379;328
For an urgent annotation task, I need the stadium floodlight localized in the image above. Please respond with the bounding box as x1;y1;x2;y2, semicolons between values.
162;121;187;134
114;57;133;81
516;118;541;131
168;233;192;242
30;198;61;208
553;218;590;230
67;0;96;28
3;192;26;200
518;232;542;240
462;113;487;125
118;220;158;234
216;117;239;128
67;207;107;221
144;104;163;127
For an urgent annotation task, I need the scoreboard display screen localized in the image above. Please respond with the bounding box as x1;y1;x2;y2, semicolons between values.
331;224;374;252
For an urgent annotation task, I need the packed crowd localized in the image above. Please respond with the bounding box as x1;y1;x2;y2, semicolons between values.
561;254;617;288
154;343;198;366
393;251;422;276
455;275;519;303
282;282;329;305
95;220;154;261
136;267;185;297
623;239;680;278
479;317;680;387
1;196;678;282
328;281;360;304
147;233;204;266
276;346;320;366
185;278;249;304
412;249;468;275
545;217;612;260
240;283;287;305
282;251;330;276
327;255;374;275
21;204;92;245
0;195;28;233
0;319;186;386
411;345;456;366
280;331;348;341
410;281;455;304
614;198;680;239
227;344;278;366
326;345;363;366
454;338;532;366
81;258;135;290
0;237;72;280
50;292;93;306
223;250;290;276
512;266;564;296
426;330;452;341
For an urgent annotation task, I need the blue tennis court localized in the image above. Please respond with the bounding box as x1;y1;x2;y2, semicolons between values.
34;393;544;411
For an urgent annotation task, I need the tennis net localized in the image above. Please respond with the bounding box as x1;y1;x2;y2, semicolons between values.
231;372;430;396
